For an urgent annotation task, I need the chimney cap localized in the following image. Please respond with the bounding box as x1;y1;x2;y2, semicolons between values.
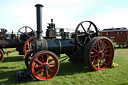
35;4;44;7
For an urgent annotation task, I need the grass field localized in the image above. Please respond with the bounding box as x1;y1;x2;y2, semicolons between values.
0;48;128;85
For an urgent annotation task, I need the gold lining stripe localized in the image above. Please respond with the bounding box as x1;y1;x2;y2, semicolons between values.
72;39;74;52
44;39;48;50
58;40;62;53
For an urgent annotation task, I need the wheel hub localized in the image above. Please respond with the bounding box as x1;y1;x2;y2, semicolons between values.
100;52;104;57
98;52;105;58
43;64;49;70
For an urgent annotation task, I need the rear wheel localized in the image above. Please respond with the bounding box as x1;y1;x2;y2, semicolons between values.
29;50;59;80
0;49;4;63
84;37;114;71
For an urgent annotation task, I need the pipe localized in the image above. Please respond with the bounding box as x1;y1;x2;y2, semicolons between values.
35;4;44;40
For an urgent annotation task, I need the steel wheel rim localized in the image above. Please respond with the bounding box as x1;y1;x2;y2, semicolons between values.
0;50;3;62
31;53;59;80
24;37;36;54
90;38;114;70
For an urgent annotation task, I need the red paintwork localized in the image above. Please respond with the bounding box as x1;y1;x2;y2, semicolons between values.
90;38;114;70
31;52;59;80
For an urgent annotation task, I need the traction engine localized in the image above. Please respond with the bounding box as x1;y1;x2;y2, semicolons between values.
24;4;114;80
0;26;35;63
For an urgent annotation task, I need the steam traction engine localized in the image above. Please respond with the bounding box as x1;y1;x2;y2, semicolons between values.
25;4;114;80
0;26;35;63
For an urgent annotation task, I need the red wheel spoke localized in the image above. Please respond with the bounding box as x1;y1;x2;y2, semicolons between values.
104;54;111;57
101;58;107;65
91;55;98;58
27;43;30;47
28;56;32;60
36;69;42;74
92;48;98;53
41;69;44;76
46;56;49;63
104;46;110;50
92;58;98;65
99;58;102;64
91;52;95;54
102;56;106;59
28;45;31;48
48;68;53;72
27;50;30;52
97;60;100;69
100;40;105;50
27;51;30;53
48;59;54;63
41;55;44;63
46;70;50;78
104;50;109;53
92;58;96;64
36;58;43;65
49;64;55;67
97;42;101;50
34;65;42;68
100;40;104;47
31;53;33;56
29;43;32;47
41;71;44;76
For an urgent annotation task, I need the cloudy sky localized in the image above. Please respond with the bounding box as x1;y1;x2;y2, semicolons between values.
0;0;128;33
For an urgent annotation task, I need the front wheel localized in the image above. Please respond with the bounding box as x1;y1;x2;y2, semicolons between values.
29;50;59;80
84;37;114;71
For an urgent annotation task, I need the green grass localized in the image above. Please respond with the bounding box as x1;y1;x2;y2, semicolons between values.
0;48;128;85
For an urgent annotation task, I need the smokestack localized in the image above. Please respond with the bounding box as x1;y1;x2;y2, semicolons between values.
35;4;44;40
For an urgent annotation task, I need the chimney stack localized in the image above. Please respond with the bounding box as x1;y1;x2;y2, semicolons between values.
35;4;43;40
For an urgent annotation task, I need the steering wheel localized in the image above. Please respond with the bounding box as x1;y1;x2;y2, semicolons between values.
17;26;35;43
75;21;99;47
